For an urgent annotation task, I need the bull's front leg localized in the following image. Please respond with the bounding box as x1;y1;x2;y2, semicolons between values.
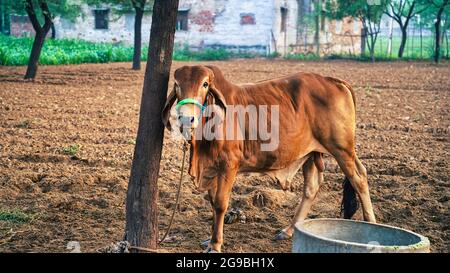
206;167;237;253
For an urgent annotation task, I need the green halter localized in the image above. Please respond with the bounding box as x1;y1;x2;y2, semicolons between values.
175;98;207;112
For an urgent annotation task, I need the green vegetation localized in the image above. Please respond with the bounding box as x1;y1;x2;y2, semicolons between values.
62;144;81;156
367;36;443;60
0;209;32;224
0;35;145;66
1;34;447;66
285;53;321;61
0;35;266;66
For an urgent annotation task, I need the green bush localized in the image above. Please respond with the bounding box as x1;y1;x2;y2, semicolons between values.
1;34;447;66
0;34;138;66
284;53;321;61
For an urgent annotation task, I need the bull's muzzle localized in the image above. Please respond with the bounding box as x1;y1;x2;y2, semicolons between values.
178;115;199;140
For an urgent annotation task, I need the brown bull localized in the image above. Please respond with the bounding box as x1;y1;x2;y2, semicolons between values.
162;65;376;253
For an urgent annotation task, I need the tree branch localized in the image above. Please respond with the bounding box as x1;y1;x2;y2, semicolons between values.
25;0;42;32
386;2;403;25
39;0;53;32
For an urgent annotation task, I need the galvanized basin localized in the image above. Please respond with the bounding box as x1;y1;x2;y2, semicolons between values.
292;218;430;253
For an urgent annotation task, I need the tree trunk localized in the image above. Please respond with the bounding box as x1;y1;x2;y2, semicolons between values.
0;2;3;34
24;0;52;79
361;26;366;57
420;22;423;59
446;30;449;59
24;30;47;79
50;22;55;39
434;4;444;63
387;16;394;57
314;0;321;56
370;42;375;63
132;7;144;70
125;0;179;252
398;27;407;58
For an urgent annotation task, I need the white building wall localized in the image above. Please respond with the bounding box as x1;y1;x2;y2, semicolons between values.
53;4;153;44
53;0;279;53
272;0;298;55
39;0;359;56
206;0;274;50
174;0;276;53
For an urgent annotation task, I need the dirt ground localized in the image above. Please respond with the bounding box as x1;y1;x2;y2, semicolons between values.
0;60;448;253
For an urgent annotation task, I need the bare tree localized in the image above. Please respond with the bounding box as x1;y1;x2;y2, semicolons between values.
124;0;180;251
428;0;449;63
131;0;147;70
385;0;427;58
24;0;53;79
362;16;381;62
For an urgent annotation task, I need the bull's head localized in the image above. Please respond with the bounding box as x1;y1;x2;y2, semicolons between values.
162;65;227;140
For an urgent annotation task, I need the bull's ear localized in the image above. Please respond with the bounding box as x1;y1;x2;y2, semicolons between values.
209;85;227;114
162;86;177;131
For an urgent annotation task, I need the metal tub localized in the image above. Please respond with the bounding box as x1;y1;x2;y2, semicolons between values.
292;218;430;253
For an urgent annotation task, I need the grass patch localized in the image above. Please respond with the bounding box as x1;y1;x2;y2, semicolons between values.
62;144;81;156
0;209;32;224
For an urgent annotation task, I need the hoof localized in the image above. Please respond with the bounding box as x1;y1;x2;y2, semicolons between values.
274;229;292;241
200;239;210;249
203;246;220;253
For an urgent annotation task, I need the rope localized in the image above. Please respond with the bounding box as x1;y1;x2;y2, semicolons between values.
97;142;188;253
128;245;158;253
158;141;188;245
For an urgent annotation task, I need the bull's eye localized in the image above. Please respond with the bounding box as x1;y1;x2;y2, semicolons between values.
203;82;209;88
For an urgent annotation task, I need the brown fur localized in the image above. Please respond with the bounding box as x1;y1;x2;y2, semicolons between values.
162;65;376;252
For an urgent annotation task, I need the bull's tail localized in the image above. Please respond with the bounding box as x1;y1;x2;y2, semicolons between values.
340;177;359;219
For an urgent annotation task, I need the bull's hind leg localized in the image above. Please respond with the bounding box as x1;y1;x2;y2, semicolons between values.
332;149;376;222
274;153;323;240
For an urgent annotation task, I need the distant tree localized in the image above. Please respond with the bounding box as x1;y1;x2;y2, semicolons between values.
131;0;147;70
8;0;80;79
326;0;389;62
421;0;449;62
385;0;428;58
85;0;154;70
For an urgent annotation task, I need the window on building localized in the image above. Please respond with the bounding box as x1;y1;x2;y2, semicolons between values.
94;9;109;30
240;13;256;25
280;7;288;32
176;10;189;31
